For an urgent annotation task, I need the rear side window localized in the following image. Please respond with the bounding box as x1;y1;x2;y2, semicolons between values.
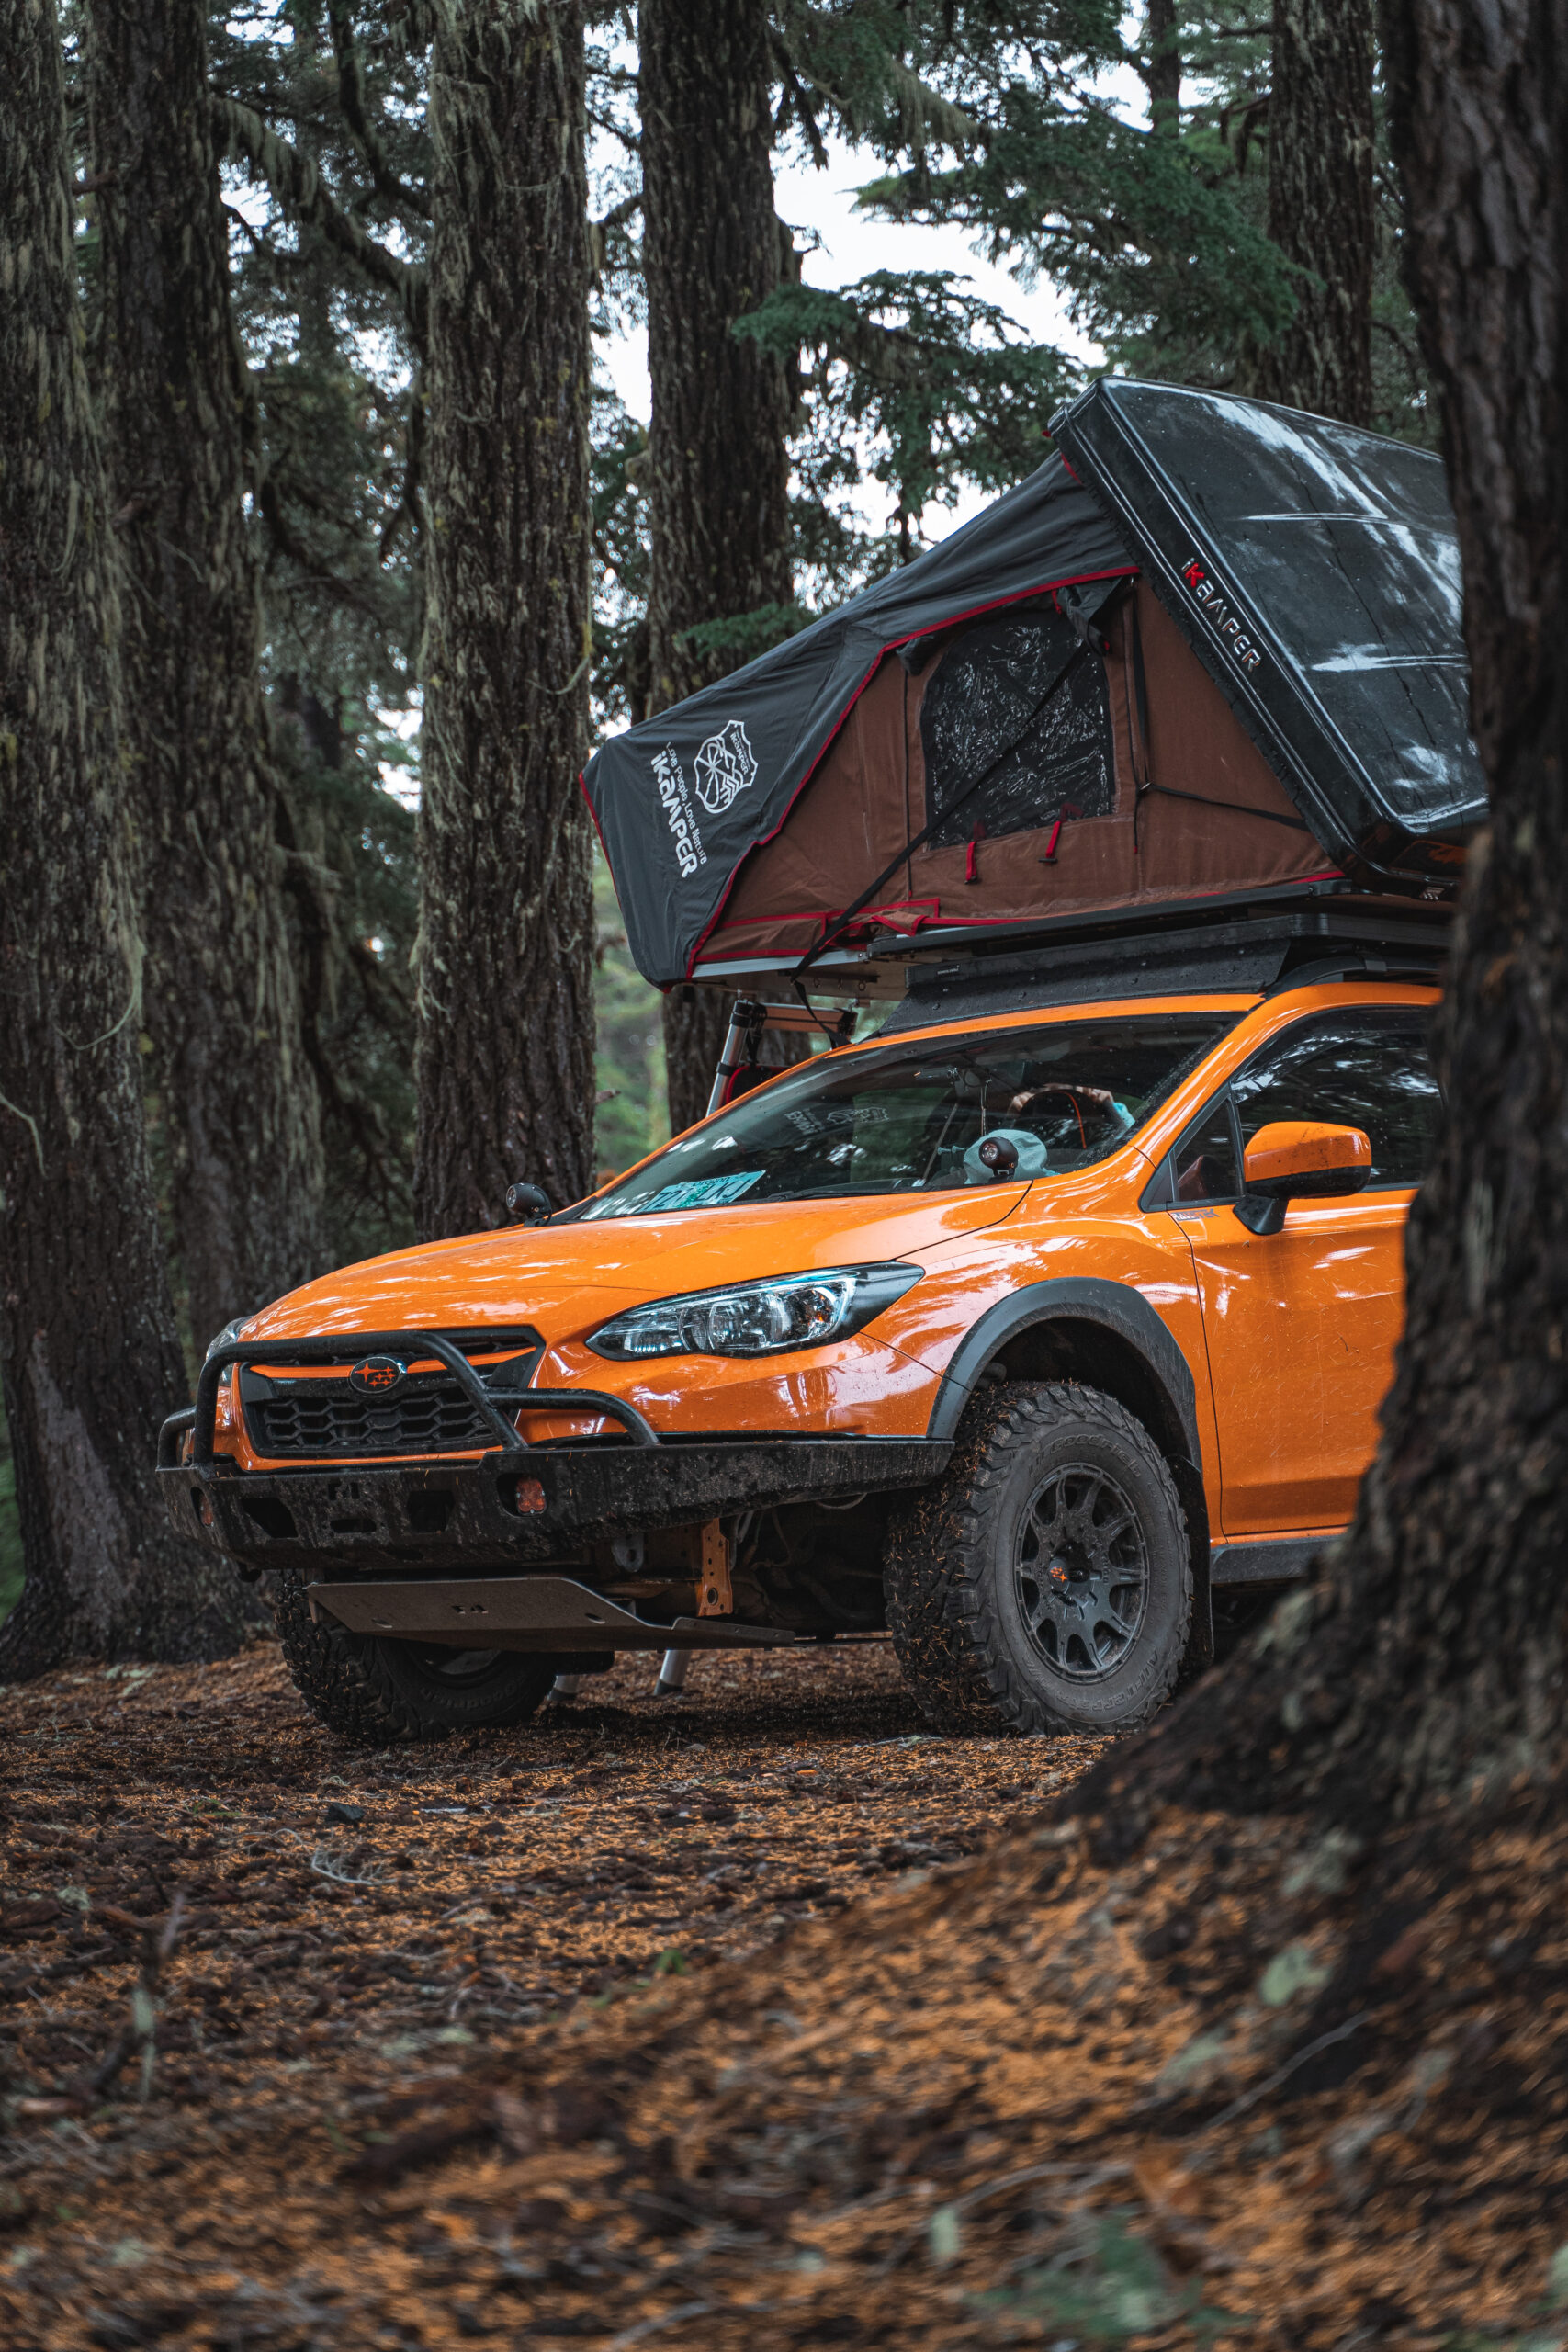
1230;1008;1442;1188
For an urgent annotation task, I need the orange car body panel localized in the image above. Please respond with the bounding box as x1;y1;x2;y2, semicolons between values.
221;981;1438;1545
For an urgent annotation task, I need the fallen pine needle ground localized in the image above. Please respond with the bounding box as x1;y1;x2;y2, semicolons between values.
1;1634;1564;2348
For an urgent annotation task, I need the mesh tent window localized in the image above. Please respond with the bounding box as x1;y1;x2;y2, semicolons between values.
919;610;1115;851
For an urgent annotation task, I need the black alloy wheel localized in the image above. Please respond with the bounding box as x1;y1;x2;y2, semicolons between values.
1015;1463;1149;1681
881;1380;1192;1736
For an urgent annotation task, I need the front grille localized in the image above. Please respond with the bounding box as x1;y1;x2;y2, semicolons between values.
238;1335;541;1461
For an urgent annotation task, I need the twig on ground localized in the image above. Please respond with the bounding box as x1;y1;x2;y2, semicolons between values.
874;2158;1134;2276
69;1892;188;2108
1203;2014;1371;2133
604;2301;716;2350
310;1844;384;1887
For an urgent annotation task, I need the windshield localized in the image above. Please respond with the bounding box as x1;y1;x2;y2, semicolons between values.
580;1012;1233;1219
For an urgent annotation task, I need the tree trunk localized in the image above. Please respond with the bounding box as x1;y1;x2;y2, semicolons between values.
1255;0;1376;424
1144;0;1181;134
1097;0;1564;1834
85;0;326;1351
640;0;795;1134
413;0;596;1238
0;0;257;1677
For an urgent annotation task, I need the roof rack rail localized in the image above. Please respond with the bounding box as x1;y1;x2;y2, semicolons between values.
881;903;1448;1034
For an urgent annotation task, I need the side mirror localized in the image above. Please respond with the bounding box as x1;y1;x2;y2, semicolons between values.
1234;1122;1371;1235
505;1182;553;1227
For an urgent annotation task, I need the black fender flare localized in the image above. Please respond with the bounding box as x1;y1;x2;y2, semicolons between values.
925;1275;1201;1459
923;1276;1212;1664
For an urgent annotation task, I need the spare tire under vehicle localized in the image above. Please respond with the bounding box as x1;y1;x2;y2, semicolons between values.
881;1380;1192;1736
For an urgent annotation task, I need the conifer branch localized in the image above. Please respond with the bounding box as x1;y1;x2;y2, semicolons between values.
212;92;428;345
326;0;431;223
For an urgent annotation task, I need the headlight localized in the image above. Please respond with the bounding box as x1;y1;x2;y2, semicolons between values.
586;1263;921;1362
204;1317;254;1362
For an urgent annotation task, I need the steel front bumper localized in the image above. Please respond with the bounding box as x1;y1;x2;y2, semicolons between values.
160;1435;948;1601
160;1330;950;1652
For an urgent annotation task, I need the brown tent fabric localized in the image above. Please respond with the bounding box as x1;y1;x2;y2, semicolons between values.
697;581;1337;973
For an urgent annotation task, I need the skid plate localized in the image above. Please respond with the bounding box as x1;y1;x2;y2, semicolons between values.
308;1574;799;1652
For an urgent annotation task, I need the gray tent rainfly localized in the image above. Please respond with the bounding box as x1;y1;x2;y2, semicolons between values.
582;380;1483;993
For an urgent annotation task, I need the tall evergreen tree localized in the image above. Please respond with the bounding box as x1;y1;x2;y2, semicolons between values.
1254;0;1376;422
209;2;430;1268
86;0;327;1347
640;0;798;1135
1143;0;1181;134
0;0;254;1676
413;0;597;1234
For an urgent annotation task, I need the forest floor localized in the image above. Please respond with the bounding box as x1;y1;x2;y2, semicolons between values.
1;1634;1565;2351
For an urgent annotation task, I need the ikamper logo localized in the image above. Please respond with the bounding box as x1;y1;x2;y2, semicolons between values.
694;718;759;815
1179;554;1264;676
653;744;707;878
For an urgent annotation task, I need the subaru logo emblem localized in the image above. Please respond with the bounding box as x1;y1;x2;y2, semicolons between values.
349;1354;406;1396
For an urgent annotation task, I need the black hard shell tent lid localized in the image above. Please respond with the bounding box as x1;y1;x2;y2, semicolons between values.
582;380;1483;992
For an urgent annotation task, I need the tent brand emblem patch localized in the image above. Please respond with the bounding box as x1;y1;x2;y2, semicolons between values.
694;719;759;816
349;1355;406;1396
653;744;708;878
1179;553;1264;676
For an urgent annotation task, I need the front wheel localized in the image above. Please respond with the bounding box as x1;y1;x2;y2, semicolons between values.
882;1381;1191;1736
274;1575;557;1745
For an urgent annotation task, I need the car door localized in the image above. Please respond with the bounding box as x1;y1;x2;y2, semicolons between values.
1156;1003;1441;1538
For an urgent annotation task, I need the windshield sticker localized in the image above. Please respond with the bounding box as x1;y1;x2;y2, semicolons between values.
628;1171;765;1215
694;718;759;815
785;1102;887;1135
653;744;708;877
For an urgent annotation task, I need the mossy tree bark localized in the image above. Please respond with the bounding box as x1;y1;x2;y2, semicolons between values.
0;0;257;1677
86;0;326;1349
1254;0;1376;424
640;0;796;1136
1102;0;1564;1834
413;0;596;1238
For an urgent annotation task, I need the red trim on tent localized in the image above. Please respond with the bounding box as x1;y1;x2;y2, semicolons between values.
679;565;1139;980
690;868;1349;967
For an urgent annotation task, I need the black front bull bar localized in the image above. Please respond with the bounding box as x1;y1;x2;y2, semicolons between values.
162;1329;660;1471
156;1333;952;1643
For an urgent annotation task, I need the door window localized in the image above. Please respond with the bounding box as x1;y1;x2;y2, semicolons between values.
1229;1007;1441;1189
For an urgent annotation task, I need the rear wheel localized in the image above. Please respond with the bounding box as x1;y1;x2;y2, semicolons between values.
273;1574;556;1745
882;1381;1191;1736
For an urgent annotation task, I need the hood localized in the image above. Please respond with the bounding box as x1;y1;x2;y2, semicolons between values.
245;1186;1030;1349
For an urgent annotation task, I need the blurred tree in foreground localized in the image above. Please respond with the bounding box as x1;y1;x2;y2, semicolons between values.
1100;0;1563;1824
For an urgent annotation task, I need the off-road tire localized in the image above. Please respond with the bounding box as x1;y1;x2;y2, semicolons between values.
883;1381;1191;1737
273;1574;556;1746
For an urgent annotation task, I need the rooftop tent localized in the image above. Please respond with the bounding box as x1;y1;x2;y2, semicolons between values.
582;384;1483;992
1050;379;1485;882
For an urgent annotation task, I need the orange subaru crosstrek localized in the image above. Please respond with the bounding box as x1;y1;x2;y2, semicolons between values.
161;945;1441;1747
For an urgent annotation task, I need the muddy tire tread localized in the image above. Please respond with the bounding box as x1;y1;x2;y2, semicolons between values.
272;1574;552;1747
882;1380;1190;1737
274;1573;440;1746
